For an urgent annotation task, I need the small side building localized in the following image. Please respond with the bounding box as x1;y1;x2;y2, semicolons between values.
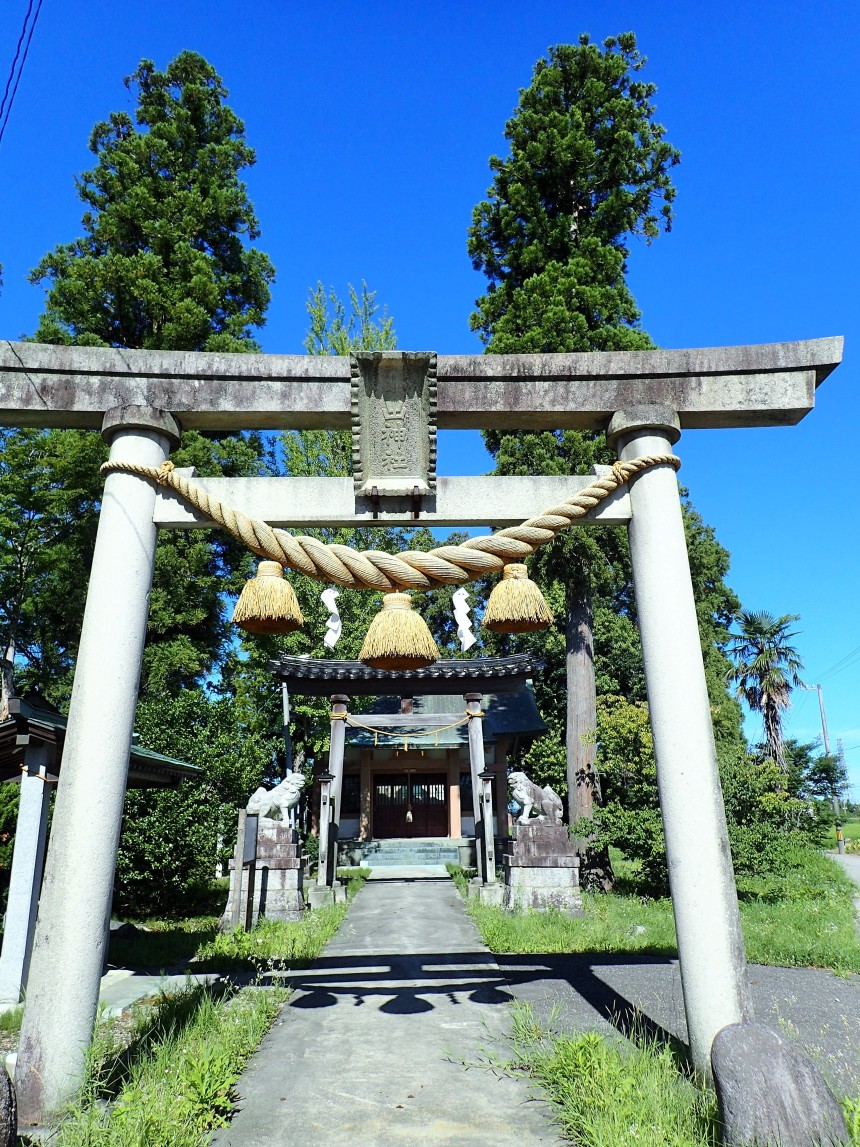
0;690;201;1005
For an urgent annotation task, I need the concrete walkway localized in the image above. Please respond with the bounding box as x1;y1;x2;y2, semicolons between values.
211;879;557;1146
833;851;860;887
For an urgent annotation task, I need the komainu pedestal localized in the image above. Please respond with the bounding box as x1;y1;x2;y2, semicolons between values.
223;822;304;926
502;823;582;913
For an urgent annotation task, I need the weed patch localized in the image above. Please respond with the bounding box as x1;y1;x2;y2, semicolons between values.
193;906;348;972
448;851;860;974
56;981;288;1146
0;1004;22;1034
511;1004;719;1147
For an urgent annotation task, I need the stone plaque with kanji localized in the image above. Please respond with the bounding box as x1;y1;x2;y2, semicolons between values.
351;351;437;497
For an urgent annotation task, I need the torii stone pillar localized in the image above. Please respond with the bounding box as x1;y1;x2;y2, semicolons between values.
0;743;53;1004
608;404;753;1074
15;406;180;1126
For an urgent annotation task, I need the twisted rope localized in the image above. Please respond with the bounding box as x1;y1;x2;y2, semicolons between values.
100;454;680;592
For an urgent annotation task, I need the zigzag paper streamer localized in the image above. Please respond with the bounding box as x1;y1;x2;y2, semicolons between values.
321;587;342;649
452;587;476;651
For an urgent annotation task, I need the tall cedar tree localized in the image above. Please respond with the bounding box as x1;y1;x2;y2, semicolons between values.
468;36;741;877
16;51;276;703
6;53;277;912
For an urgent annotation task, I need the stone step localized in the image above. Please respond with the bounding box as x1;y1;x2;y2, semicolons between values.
348;840;462;867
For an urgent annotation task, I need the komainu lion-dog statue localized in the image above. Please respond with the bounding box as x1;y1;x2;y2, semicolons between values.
508;771;564;825
246;769;306;823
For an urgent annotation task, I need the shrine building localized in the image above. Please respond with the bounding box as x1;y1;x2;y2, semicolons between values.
269;654;545;858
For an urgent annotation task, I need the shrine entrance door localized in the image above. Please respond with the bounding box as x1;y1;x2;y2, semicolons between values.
373;771;448;838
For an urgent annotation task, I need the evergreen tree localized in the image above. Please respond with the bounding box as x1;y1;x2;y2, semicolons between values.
30;51;274;352
12;51;277;702
468;36;742;884
468;33;678;355
3;53;277;913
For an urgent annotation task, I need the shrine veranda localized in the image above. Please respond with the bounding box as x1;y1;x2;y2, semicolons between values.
0;335;843;1125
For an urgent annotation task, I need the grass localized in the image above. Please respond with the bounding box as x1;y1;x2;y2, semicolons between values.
55;980;289;1146
511;1005;860;1147
511;1004;720;1147
192;904;348;972
107;868;371;973
0;1004;22;1033
108;916;220;971
449;850;860;974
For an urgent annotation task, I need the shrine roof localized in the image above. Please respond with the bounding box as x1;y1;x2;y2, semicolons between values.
268;653;543;696
0;694;202;787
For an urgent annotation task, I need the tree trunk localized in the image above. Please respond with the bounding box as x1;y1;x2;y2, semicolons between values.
565;584;613;890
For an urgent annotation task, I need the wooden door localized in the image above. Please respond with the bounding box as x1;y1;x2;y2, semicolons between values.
408;773;448;837
372;772;449;837
373;774;410;838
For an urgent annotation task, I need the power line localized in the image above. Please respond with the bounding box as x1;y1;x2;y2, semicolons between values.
816;641;860;682
0;0;35;126
0;0;44;150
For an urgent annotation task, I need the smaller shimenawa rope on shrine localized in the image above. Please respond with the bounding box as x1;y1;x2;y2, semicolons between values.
340;712;472;751
100;454;680;592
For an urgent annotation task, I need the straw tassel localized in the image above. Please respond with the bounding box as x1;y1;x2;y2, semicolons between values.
482;563;554;633
232;560;304;634
359;593;439;670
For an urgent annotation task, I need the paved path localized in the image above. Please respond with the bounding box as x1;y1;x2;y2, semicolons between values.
833;851;860;888
211;879;557;1146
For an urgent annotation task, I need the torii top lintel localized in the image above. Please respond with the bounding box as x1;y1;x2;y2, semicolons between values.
0;336;842;433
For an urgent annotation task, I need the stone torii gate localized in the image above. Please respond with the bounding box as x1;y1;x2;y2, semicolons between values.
0;335;842;1125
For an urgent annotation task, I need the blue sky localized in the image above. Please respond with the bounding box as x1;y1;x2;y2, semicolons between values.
2;0;859;797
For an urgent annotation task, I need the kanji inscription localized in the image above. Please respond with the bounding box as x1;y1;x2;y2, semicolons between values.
351;351;437;497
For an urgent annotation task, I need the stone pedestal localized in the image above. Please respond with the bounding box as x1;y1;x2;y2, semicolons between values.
307;881;347;910
223;821;304;926
502;823;582;913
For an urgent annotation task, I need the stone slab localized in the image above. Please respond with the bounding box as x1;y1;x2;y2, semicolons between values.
0;338;841;431
365;865;451;880
712;1022;848;1146
503;864;582;913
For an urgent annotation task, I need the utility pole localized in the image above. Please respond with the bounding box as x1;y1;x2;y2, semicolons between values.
804;683;845;855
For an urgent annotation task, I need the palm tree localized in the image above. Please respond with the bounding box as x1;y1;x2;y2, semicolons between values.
729;611;804;771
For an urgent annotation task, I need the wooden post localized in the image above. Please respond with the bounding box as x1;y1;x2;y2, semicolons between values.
479;771;496;883
328;695;349;870
231;811;248;929
243;814;258;930
464;693;485;882
317;772;334;888
0;743;52;1003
